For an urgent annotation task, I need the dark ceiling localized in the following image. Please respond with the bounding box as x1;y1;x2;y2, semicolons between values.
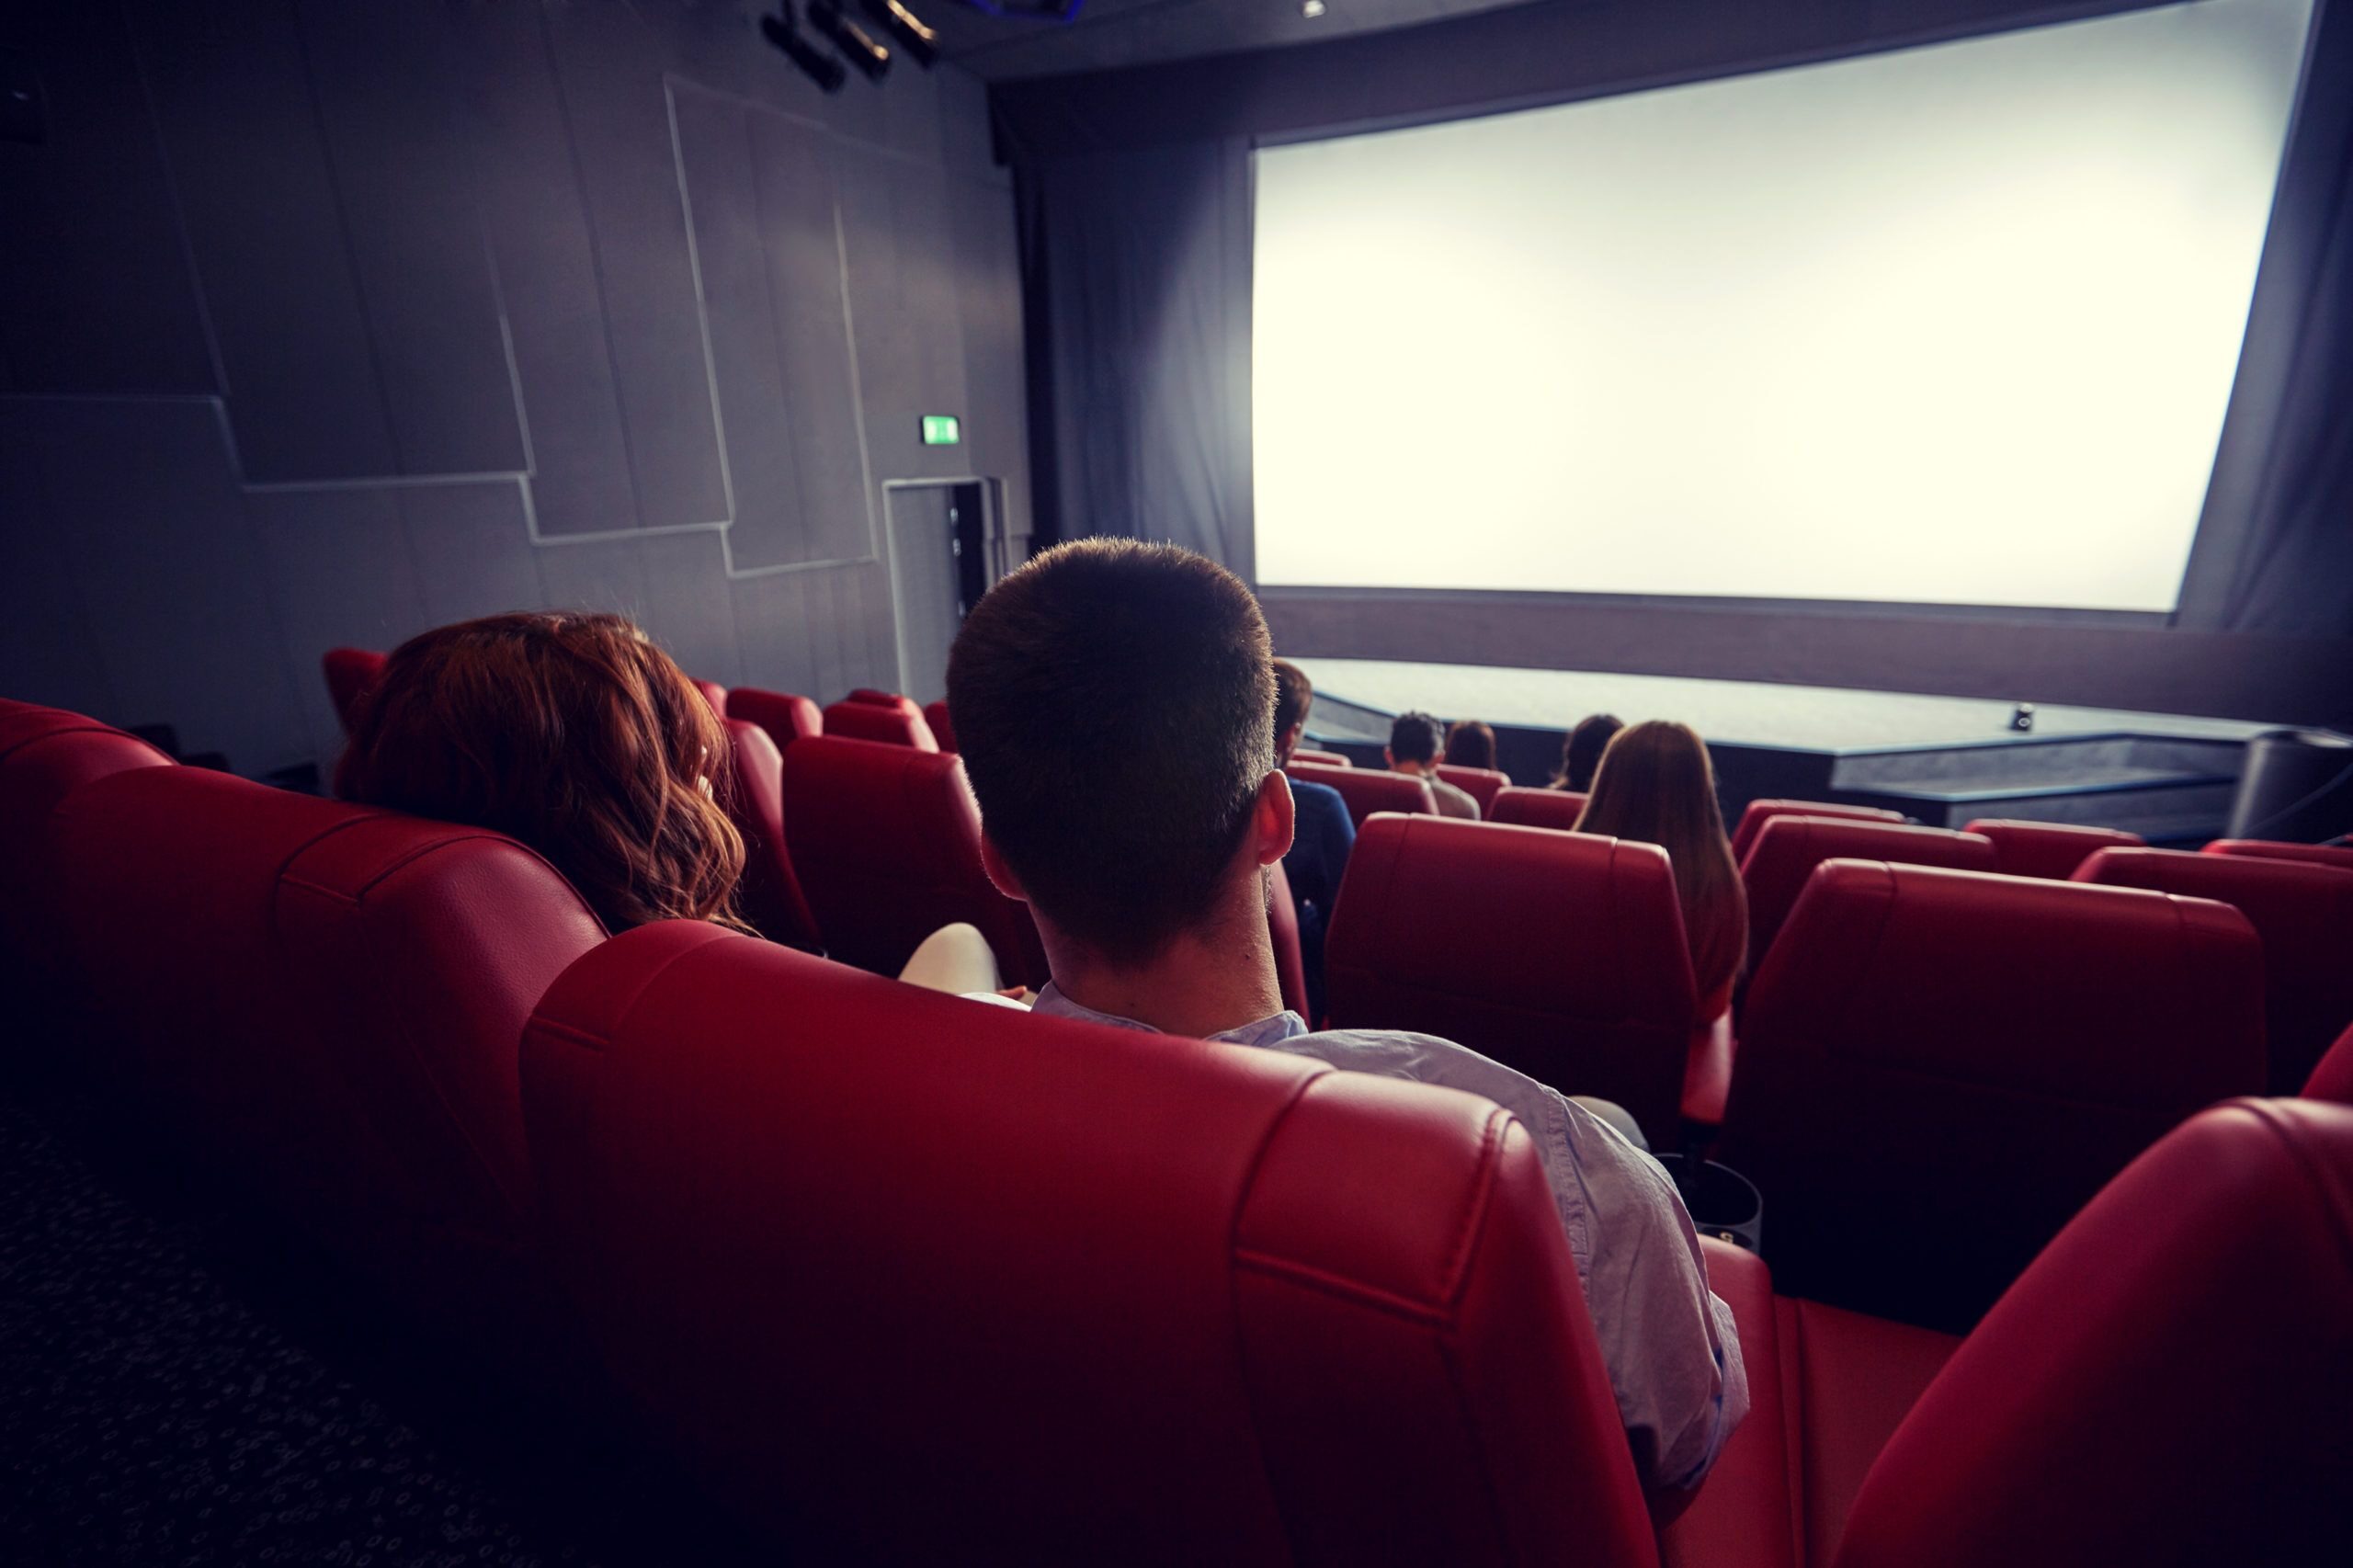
924;0;1546;81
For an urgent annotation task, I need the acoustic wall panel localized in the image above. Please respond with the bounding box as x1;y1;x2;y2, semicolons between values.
296;0;527;477
449;3;641;538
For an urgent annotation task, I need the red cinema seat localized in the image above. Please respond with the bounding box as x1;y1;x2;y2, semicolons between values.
719;720;822;953
322;646;389;734
690;678;728;718
1730;799;1903;864
1741;818;1995;976
2306;1020;2353;1104
1285;760;1434;829
1290;746;1352;767
1489;787;1588;832
725;687;824;755
1962;818;2144;881
1835;1099;2353;1568
1267;859;1309;1022
51;767;604;1326
1325;814;1707;1145
923;699;957;754
2075;846;2353;1093
521;923;1654;1562
844;687;904;706
0;703;176;1050
779;736;1041;986
1718;861;2263;1330
822;696;939;751
2203;836;2353;872
1436;764;1508;815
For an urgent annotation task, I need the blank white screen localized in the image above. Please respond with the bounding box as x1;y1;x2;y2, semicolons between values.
1252;0;2313;610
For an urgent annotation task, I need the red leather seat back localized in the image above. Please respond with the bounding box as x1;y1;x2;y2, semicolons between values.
1488;787;1587;832
724;686;824;755
2075;846;2353;1092
1326;814;1699;1144
50;767;604;1317
779;736;1042;986
1719;861;2264;1330
721;719;821;953
1730;799;1903;863
521;923;1652;1562
691;678;728;718
1436;764;1508;814
1835;1099;2353;1568
1267;859;1309;1021
1285;761;1434;829
1742;818;1995;974
821;696;939;751
2203;836;2353;872
0;702;175;974
844;687;904;706
1962;818;2144;880
2307;1021;2353;1104
922;699;956;753
1290;746;1352;767
322;646;388;734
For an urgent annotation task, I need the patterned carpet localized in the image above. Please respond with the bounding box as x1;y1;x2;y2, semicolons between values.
0;1092;776;1567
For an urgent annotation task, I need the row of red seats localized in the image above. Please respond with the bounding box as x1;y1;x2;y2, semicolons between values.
7;693;2348;1562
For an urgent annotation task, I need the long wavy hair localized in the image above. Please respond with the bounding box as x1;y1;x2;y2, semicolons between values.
1573;720;1747;1013
338;611;751;936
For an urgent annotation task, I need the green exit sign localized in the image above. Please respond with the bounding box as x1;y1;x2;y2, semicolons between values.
921;415;961;446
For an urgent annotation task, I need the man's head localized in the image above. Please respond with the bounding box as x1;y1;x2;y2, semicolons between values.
1271;660;1313;765
1386;710;1445;772
947;540;1284;966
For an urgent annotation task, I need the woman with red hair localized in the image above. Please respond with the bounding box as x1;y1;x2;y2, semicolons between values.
341;612;1007;993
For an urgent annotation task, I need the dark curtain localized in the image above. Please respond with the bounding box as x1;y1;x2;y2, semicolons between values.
1014;140;1254;574
2194;0;2353;636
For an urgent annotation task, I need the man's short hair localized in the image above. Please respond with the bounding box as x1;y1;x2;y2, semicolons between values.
1272;660;1313;746
947;539;1276;964
1389;710;1445;767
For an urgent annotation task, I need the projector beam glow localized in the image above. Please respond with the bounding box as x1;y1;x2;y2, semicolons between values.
1251;0;2313;611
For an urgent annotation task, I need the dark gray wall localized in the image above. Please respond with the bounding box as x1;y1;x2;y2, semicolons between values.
0;0;1029;777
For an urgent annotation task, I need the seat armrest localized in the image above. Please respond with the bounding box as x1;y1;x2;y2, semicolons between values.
1660;1239;1800;1568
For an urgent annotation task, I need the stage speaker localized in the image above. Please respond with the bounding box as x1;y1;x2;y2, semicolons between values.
2224;728;2353;842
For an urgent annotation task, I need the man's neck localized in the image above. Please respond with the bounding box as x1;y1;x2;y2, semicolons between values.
1392;757;1431;777
1046;903;1286;1040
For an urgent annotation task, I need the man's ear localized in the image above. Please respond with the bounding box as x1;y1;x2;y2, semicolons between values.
1253;769;1297;868
979;833;1029;903
1381;746;1396;770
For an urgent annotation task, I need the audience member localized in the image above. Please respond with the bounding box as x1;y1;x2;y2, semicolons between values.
1553;712;1624;791
341;611;1006;993
1443;718;1498;771
1574;721;1748;1021
339;612;754;936
1272;659;1354;1024
1386;710;1481;819
947;540;1745;1506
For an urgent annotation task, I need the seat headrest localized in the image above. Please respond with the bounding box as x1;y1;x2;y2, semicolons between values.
522;922;1650;1560
723;687;824;752
322;647;389;733
1836;1098;2353;1567
0;704;176;967
780;736;985;882
1743;817;1995;969
922;699;956;753
1963;818;2145;880
1731;798;1904;862
821;698;939;751
2203;837;2353;872
1488;786;1586;831
1285;761;1434;826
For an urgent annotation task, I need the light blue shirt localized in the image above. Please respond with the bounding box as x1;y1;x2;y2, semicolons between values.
1026;983;1749;1495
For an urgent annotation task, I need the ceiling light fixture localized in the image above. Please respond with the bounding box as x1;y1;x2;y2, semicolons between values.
860;0;941;68
1302;0;1326;16
811;0;893;80
761;7;848;93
